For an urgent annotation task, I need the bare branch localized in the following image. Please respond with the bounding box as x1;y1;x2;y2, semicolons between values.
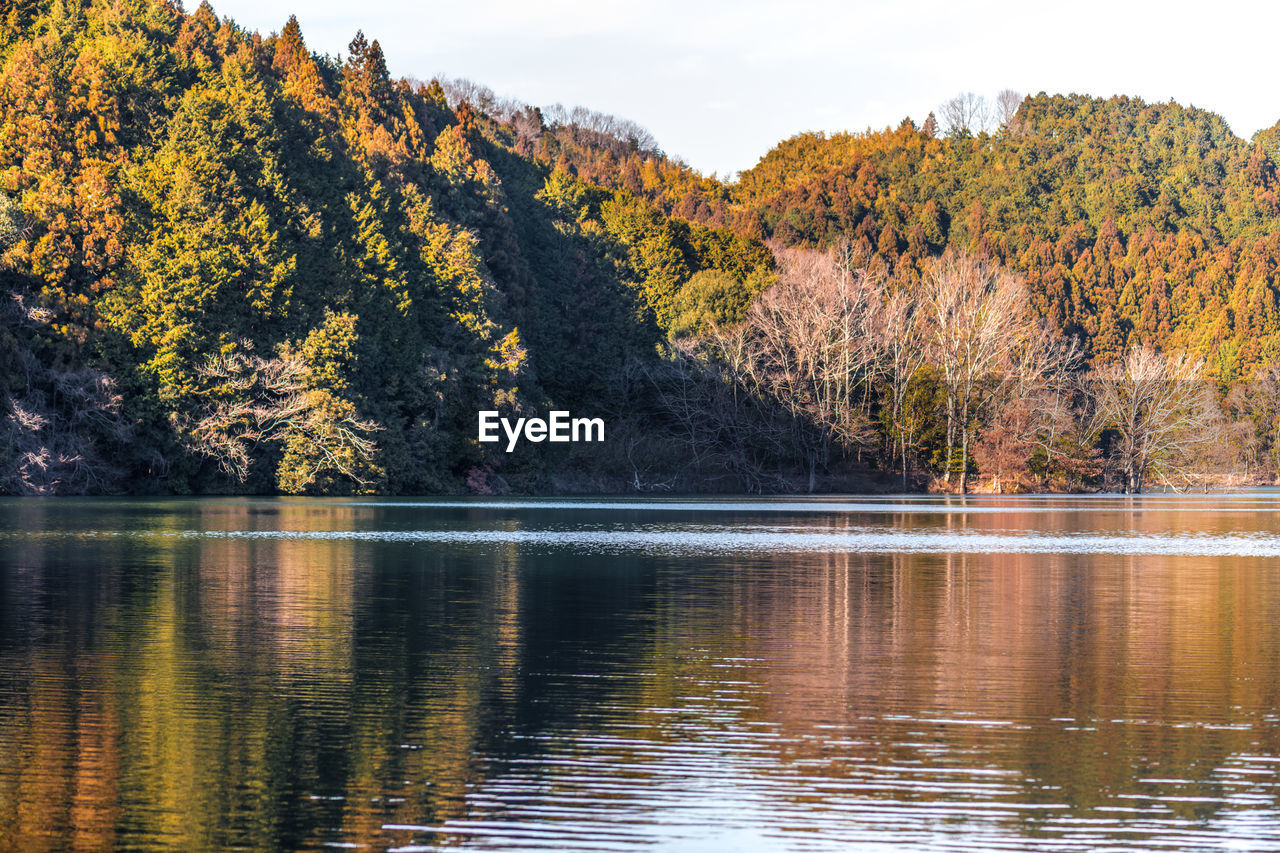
183;345;382;492
995;89;1024;131
1091;346;1221;492
939;91;991;136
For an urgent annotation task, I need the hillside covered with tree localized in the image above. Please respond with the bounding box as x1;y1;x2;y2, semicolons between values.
0;0;771;495
561;91;1280;378
5;1;1280;495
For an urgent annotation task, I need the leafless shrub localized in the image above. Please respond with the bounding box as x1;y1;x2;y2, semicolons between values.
0;369;128;496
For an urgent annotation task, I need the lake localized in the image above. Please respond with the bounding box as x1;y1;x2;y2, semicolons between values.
4;494;1280;851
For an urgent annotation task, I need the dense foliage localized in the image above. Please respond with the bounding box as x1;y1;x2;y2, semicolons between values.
0;0;770;494
4;2;1280;494
569;94;1280;378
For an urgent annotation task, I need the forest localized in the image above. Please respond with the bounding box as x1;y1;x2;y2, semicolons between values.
3;0;1280;495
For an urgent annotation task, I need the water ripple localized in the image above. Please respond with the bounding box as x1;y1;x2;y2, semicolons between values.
87;526;1280;556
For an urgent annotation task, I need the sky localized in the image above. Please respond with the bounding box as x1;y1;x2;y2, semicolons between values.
208;0;1280;178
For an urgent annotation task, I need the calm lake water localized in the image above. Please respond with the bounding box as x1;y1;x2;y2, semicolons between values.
5;495;1280;851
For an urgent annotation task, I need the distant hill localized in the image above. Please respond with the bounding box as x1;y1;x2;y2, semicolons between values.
556;92;1280;376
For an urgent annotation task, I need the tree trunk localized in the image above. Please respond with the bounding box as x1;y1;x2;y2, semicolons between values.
959;395;970;494
901;436;909;491
1126;463;1142;494
944;395;955;486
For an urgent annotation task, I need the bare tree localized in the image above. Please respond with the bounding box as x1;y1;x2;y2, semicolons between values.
433;76;531;122
1091;346;1222;492
185;345;382;493
644;335;791;493
876;285;929;489
436;76;495;112
1;373;128;495
974;326;1082;492
939;92;991;136
924;249;1036;493
995;89;1024;131
0;293;132;495
510;106;544;152
543;103;659;154
1225;362;1280;482
742;245;883;489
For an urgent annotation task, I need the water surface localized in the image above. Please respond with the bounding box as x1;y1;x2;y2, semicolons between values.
3;494;1280;851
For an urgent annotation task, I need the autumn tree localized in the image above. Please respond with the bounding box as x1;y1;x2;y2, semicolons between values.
10;1;1280;496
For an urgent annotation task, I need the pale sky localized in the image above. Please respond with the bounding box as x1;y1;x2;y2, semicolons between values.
208;0;1280;178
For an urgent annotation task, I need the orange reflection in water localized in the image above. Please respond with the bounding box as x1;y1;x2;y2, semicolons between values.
4;497;1280;851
